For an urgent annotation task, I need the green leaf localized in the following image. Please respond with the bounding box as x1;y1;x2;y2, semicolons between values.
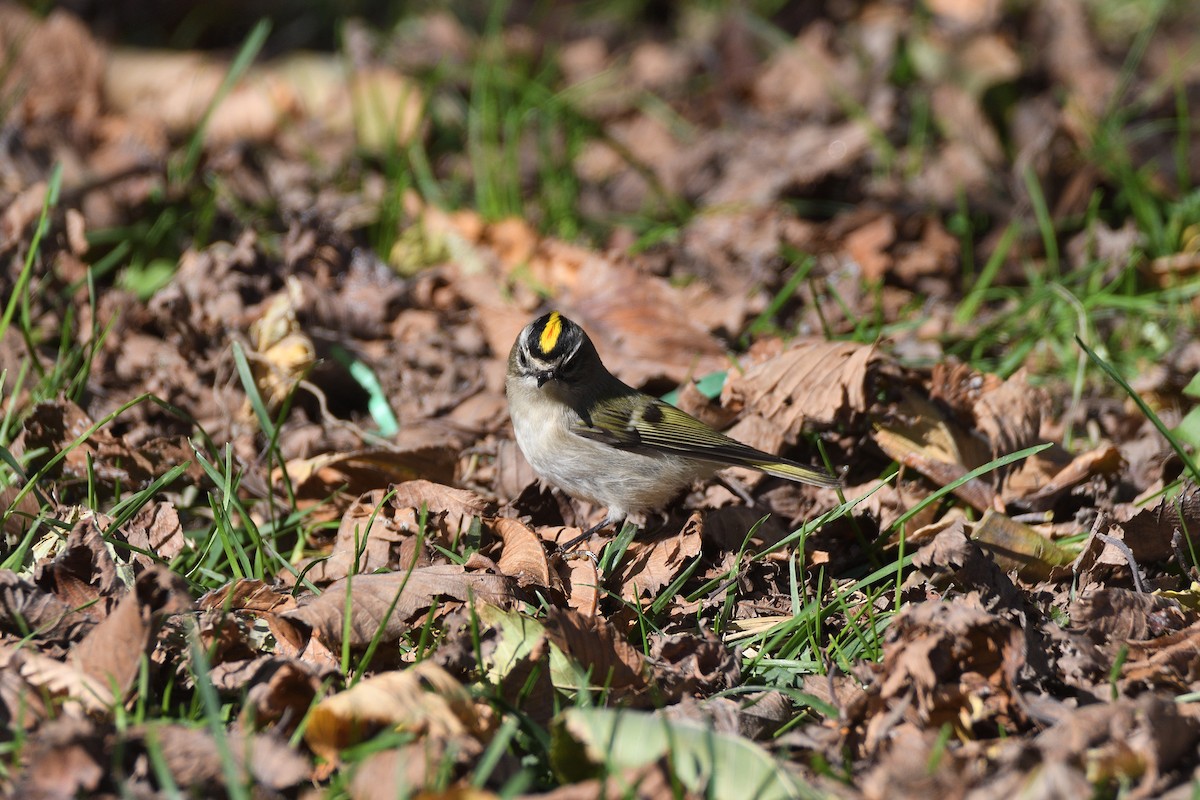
552;707;823;800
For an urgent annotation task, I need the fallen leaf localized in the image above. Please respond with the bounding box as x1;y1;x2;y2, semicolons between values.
490;516;551;586
609;513;702;602
872;390;998;512
276;449;463;525
11;716;106;799
305;661;489;764
0;569;95;645
246;275;315;419
69;566;192;708
122;500;186;564
722;339;879;435
554;707;810;799
140;723;310;791
969;509;1076;581
544;607;648;700
283;565;516;647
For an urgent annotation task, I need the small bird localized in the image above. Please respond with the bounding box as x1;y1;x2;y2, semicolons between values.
505;311;840;549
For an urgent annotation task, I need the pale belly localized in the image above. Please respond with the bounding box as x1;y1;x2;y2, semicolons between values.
510;396;710;518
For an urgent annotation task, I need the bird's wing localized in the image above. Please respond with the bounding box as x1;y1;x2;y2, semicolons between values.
573;398;840;488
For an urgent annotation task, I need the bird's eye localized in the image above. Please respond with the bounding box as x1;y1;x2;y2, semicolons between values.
517;349;531;371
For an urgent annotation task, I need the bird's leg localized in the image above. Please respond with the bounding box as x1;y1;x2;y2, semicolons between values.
715;472;757;508
557;516;615;553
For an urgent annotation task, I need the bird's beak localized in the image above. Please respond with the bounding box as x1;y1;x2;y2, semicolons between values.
535;370;555;387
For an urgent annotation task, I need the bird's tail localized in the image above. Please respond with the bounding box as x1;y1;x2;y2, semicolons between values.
751;458;842;488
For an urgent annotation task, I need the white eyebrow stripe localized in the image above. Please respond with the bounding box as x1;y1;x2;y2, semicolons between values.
563;335;583;362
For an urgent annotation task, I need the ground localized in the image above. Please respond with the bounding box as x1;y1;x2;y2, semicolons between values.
3;1;1200;798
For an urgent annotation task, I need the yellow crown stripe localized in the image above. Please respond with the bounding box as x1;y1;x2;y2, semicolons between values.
539;311;563;353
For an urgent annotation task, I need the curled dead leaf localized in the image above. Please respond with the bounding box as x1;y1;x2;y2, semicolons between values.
70;566;192;705
283;564;516;647
305;661;490;765
296;487;429;585
490;517;551;585
245;275;315;420
544;607;648;699
872;389;998;511
870;601;1024;747
722;339;879;435
969;509;1076;582
276;451;461;517
610;513;702;603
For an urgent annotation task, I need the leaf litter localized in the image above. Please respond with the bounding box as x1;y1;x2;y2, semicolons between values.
3;0;1200;797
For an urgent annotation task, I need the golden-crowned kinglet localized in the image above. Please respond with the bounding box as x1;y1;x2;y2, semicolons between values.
506;311;840;548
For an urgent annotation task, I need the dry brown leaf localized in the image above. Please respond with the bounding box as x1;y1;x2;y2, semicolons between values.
868;601;1024;749
283;565;516;647
268;613;342;675
1;482;42;546
69;566;192;707
911;522;1023;610
16;399;201;491
1077;488;1200;576
985;697;1199;797
753;22;859;117
1007;442;1123;506
240;660;324;735
277;449;460;515
610;513;702;602
722;339;878;435
0;642;50;733
860;727;974;800
1072;587;1191;645
199;578;297;615
305;661;489;764
35;513;123;621
17;649;117;714
928;362;1010;442
872;390;997;512
1121;618;1200;691
972;369;1045;455
140;723;310;791
1031;0;1118;118
389;479;491;537
651;629;741;700
105;50;423;151
544;607;648;699
560;546;601;617
704;120;873;207
893;217;961;285
298;488;429;585
2;181;50;246
345;740;461;800
122;500;186;564
843;214;896;282
0;6;103;128
490;517;551;585
246;275;315;419
0;570;94;645
11;716;106;799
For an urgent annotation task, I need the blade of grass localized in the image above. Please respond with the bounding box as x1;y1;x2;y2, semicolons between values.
0;164;63;355
1077;334;1200;480
174;19;271;184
